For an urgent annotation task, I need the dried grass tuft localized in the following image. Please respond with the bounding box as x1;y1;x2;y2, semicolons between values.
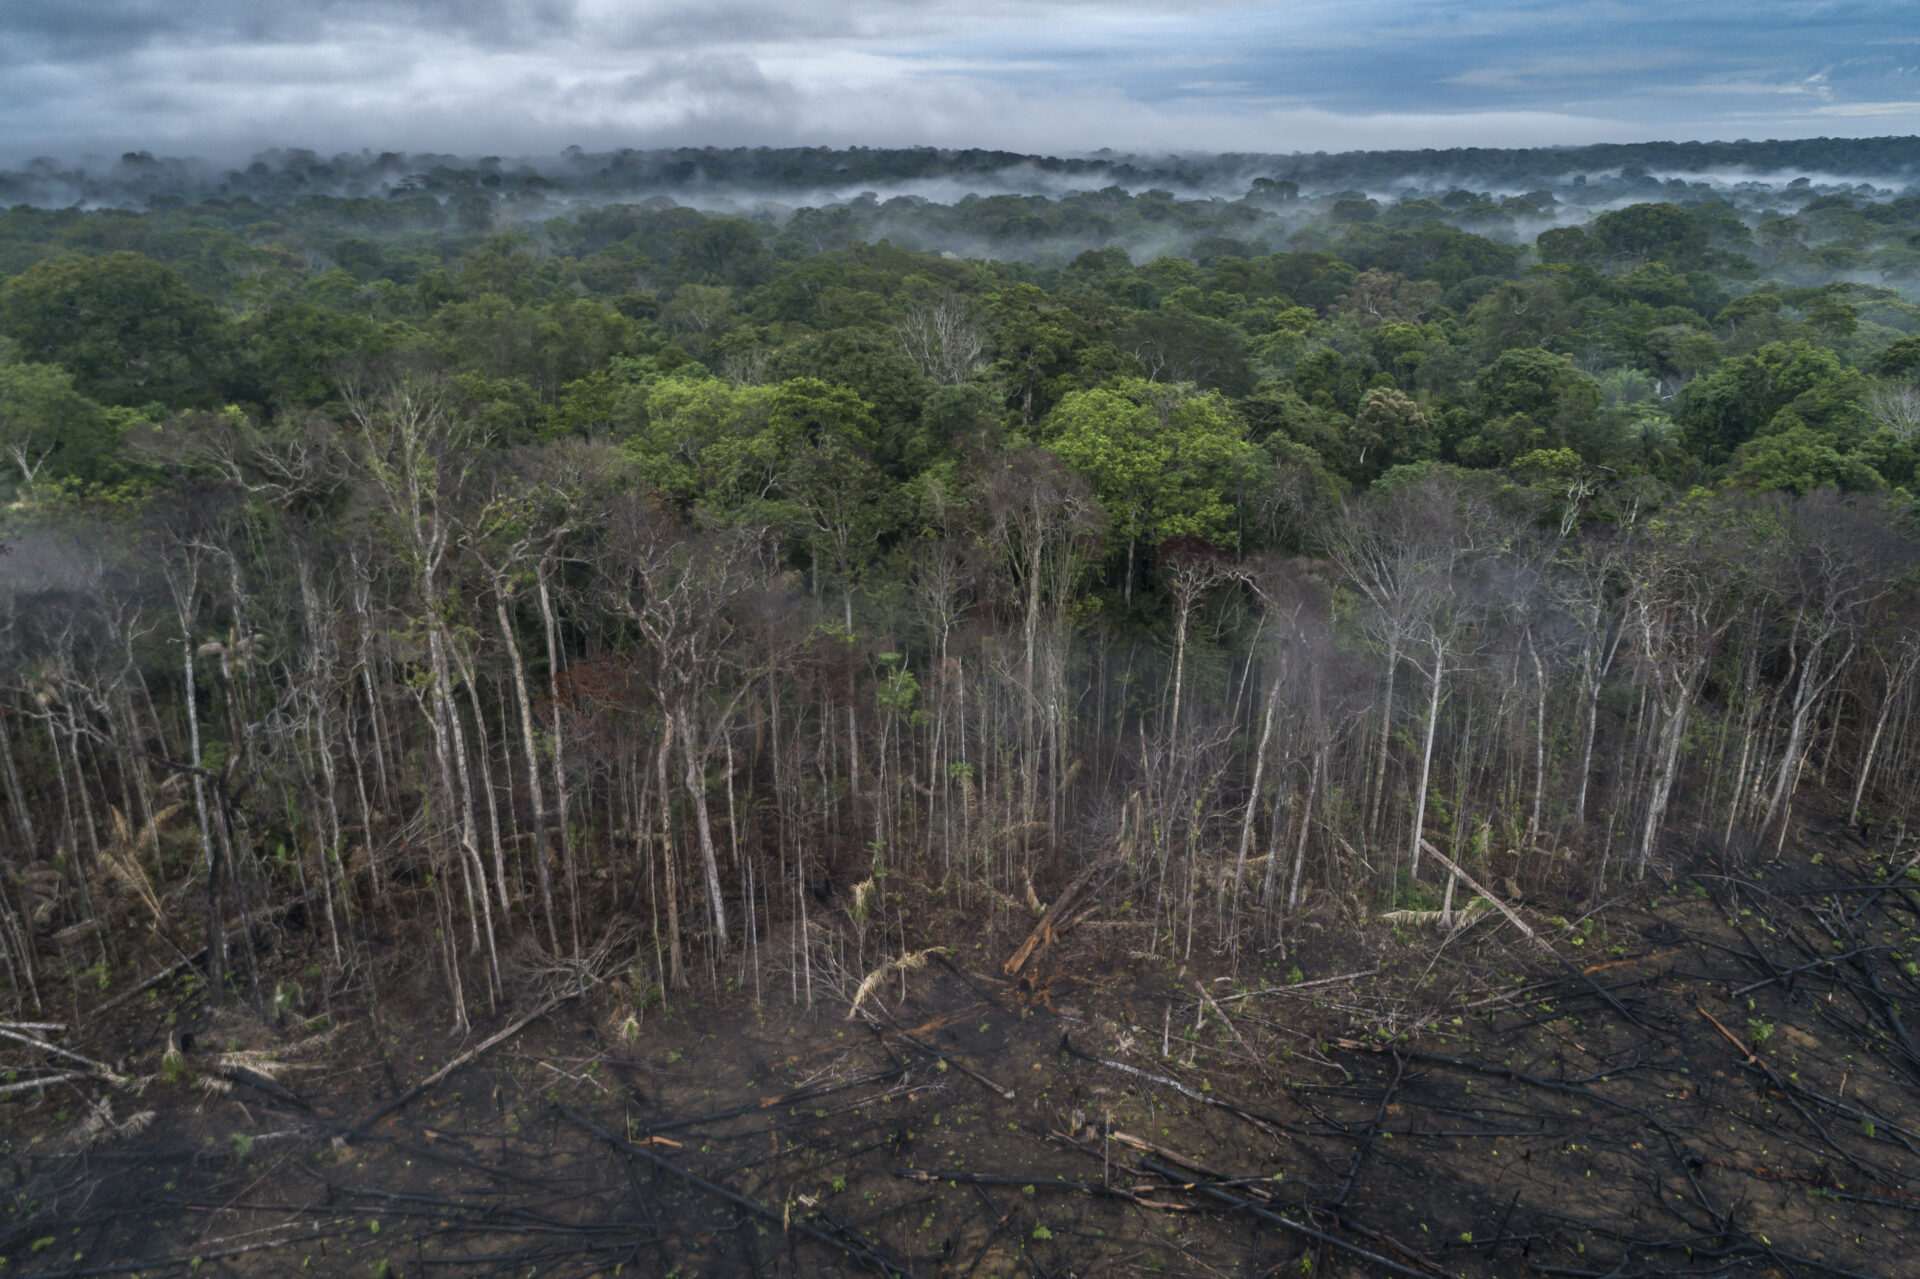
847;948;940;1019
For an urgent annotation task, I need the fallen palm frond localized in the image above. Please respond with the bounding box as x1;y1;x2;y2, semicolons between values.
1381;898;1493;930
52;918;99;943
996;820;1051;851
67;1097;155;1150
210;1047;319;1080
847;948;941;1019
19;863;63;928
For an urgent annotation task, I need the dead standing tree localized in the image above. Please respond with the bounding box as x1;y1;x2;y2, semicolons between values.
1848;599;1920;827
341;370;502;1025
1549;532;1631;834
1326;485;1434;849
1622;512;1746;879
977;448;1104;851
894;297;987;386
601;497;770;968
1751;494;1908;855
1327;474;1490;877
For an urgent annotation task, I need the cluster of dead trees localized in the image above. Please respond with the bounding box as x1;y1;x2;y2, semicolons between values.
3;376;1918;1020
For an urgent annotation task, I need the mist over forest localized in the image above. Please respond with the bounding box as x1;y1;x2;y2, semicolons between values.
8;136;1920;233
6;127;1920;985
5;130;1920;1275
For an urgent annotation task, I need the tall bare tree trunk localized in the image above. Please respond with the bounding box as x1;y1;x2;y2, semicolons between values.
1407;640;1445;879
1526;630;1547;853
1228;668;1282;913
178;622;223;999
1367;633;1401;839
1636;696;1689;878
0;705;35;856
495;589;555;948
677;710;731;953
537;561;579;959
655;716;684;987
1760;638;1853;851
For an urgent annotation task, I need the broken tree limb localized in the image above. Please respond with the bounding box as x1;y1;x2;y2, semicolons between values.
346;991;574;1136
1730;946;1888;997
1697;1004;1863;1172
1848;845;1920;925
1416;838;1546;952
1130;1157;1437;1279
1418;838;1644;1028
0;1070;91;1098
1002;857;1108;977
1334;1051;1405;1212
859;1009;1015;1100
1062;1035;1297;1140
929;953;1011;1013
560;1103;905;1275
0;1026;125;1084
1108;1131;1238;1186
1192;980;1275;1083
892;1167;1140;1201
636;1062;909;1137
218;1063;313;1112
1327;1037;1681;1141
1214;969;1377;1002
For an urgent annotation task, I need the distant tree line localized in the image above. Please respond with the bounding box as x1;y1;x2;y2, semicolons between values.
6;135;1920;208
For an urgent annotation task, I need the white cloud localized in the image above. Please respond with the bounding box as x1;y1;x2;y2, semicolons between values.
1;0;1916;162
1813;100;1920;118
1444;51;1699;91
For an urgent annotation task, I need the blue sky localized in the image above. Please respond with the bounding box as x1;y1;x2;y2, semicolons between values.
2;1;1916;162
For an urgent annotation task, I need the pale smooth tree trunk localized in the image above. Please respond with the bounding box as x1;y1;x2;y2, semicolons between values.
655;715;684;986
1760;637;1853;851
1407;639;1445;879
1850;645;1919;824
677;710;730;952
1636;696;1690;878
536;561;579;958
495;588;556;948
1525;630;1547;853
1228;668;1283;913
1367;631;1402;839
1286;752;1320;912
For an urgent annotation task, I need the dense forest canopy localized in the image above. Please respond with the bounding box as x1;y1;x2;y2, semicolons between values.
3;136;1920;1024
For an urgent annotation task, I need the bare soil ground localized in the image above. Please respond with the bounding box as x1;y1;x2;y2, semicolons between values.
5;814;1918;1278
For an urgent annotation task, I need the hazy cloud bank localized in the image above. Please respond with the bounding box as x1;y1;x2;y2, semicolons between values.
3;1;1919;163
